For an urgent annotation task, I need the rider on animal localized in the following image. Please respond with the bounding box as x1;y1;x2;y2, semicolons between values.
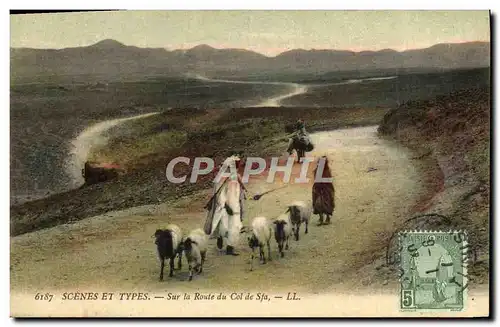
287;118;308;155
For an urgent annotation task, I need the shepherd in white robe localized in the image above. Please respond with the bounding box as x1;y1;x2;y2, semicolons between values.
204;155;245;255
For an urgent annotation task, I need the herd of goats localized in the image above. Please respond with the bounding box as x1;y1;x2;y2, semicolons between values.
152;150;336;282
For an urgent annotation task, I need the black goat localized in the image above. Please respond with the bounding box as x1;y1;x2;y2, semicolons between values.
154;225;183;281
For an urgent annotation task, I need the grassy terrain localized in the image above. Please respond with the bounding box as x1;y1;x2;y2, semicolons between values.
93;100;388;170
377;87;491;284
214;67;489;84
285;68;490;108
10;78;287;203
10;105;388;236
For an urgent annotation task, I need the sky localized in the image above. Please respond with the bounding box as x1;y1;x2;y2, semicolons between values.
10;10;490;57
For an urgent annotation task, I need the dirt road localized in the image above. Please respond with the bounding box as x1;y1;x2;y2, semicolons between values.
64;112;159;189
10;125;488;317
190;74;308;107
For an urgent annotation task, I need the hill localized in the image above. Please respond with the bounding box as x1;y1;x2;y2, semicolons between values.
11;40;490;82
378;87;490;284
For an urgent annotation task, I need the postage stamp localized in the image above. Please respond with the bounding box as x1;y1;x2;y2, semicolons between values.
399;230;469;312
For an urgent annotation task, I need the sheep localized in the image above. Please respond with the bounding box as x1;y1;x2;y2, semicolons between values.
273;213;292;258
245;216;273;271
286;201;311;241
153;224;183;281
183;228;209;281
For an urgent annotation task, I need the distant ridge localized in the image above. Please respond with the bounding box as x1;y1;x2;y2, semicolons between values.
10;39;490;81
11;39;491;57
88;39;127;48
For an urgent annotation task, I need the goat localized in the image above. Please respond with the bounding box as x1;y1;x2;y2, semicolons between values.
183;228;209;281
153;224;183;281
245;216;273;271
286;201;311;241
273;213;292;258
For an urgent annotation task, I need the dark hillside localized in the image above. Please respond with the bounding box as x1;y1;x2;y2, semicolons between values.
378;87;490;284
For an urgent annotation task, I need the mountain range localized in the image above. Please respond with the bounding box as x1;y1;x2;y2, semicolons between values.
10;39;490;81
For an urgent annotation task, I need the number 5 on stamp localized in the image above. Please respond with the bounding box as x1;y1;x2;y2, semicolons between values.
401;289;415;308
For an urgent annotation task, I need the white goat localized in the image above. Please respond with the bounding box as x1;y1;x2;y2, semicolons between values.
246;216;273;271
183;228;209;281
273;213;292;258
153;224;183;281
286;201;311;241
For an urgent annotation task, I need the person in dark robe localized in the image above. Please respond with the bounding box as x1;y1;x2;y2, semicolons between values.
312;156;335;225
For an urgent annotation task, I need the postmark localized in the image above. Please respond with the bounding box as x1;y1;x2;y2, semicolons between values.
399;230;469;312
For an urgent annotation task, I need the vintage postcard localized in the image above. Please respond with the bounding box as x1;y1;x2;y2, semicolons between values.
9;10;491;318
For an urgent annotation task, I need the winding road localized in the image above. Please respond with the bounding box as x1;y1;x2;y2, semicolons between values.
64;112;159;189
63;76;310;189
62;74;399;188
190;74;309;107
